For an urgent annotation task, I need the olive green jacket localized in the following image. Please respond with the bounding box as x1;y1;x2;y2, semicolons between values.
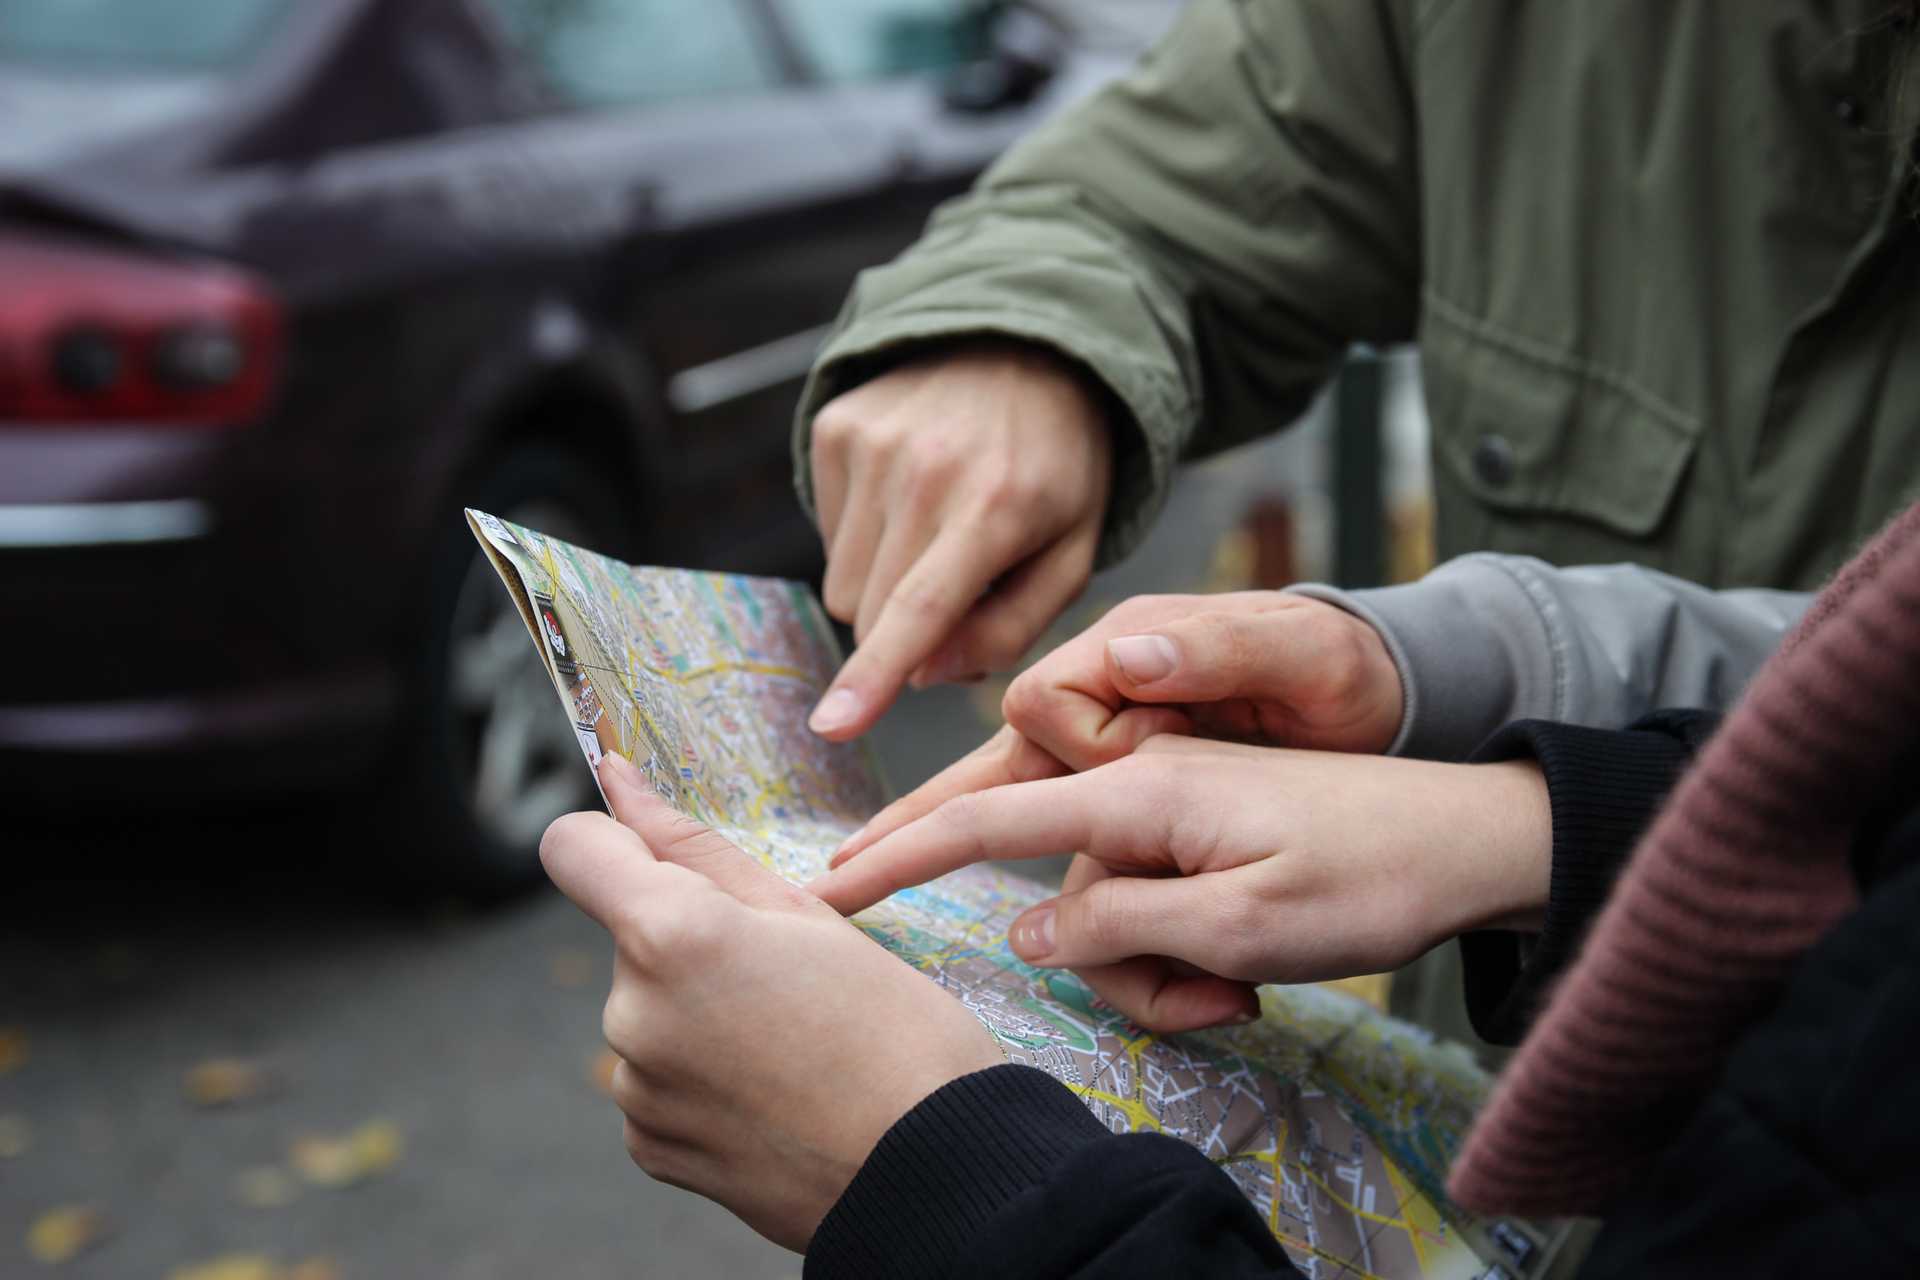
794;0;1920;589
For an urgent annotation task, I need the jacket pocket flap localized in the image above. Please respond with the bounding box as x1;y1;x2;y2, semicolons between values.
1421;301;1701;539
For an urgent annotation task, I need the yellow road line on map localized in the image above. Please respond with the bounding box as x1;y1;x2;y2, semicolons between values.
1067;1030;1165;1132
1291;1163;1410;1232
1381;1155;1445;1273
1069;1085;1164;1132
668;659;814;685
1216;1113;1288;1238
1270;1114;1287;1236
1273;1232;1389;1280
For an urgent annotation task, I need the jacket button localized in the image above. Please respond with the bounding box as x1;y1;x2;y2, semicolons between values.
1472;434;1517;487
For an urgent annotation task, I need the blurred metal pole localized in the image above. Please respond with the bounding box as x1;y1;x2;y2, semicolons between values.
1332;350;1386;587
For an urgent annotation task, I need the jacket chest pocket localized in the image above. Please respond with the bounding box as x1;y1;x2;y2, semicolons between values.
1420;296;1702;540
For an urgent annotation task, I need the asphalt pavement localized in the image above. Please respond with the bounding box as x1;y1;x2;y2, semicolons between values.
1;424;1343;1279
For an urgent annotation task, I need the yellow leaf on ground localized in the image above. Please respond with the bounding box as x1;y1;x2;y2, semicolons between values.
232;1164;300;1209
26;1205;107;1264
166;1254;338;1280
548;948;594;989
349;1119;402;1174
0;1113;30;1158
0;1027;27;1075
289;1134;355;1187
184;1058;275;1108
590;1050;619;1095
290;1119;403;1188
167;1254;278;1280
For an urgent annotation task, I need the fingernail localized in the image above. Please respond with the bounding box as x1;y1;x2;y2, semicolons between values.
834;824;868;856
1010;905;1056;960
600;751;644;788
1231;1008;1260;1025
809;688;863;735
1108;635;1179;685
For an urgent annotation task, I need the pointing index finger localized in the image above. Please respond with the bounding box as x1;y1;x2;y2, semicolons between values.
810;525;1027;741
829;727;1067;869
807;770;1148;915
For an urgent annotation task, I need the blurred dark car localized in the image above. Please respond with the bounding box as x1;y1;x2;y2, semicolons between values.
0;0;1162;892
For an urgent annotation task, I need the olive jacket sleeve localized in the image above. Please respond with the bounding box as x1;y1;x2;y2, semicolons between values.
791;0;1420;566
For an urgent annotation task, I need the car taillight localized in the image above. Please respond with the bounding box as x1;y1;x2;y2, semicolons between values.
0;233;282;425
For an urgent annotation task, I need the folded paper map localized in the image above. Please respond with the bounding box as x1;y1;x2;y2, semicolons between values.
466;509;1567;1280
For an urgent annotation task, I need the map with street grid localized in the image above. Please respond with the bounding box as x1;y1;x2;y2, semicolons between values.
467;509;1558;1280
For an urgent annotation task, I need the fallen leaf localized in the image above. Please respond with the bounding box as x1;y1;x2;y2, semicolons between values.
232;1164;300;1209
0;1027;27;1075
166;1254;338;1280
0;1113;30;1158
590;1050;619;1095
184;1058;275;1108
167;1254;278;1280
548;948;594;989
26;1205;107;1264
290;1119;403;1188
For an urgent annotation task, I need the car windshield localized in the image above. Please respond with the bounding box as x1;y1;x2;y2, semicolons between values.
0;0;291;73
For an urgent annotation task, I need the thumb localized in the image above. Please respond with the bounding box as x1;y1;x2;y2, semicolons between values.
597;753;814;912
1006;871;1248;975
1104;608;1338;705
539;809;659;934
1073;955;1262;1034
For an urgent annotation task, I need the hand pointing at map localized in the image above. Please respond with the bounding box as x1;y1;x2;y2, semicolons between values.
809;738;1552;1033
543;753;1002;1251
831;592;1403;865
805;343;1114;741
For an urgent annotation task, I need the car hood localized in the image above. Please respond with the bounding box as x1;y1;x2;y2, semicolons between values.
0;69;227;177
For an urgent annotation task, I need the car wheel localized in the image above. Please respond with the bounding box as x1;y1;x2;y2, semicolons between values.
396;443;636;900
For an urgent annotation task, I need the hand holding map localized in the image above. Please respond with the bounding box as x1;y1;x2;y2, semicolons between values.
543;753;1003;1251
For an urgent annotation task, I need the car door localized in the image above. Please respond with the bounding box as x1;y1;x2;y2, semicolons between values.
470;0;905;575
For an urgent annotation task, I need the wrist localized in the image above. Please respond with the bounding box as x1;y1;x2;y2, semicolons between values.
1446;759;1552;935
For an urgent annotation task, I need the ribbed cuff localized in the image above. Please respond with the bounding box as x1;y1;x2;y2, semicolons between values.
805;1065;1111;1280
1461;719;1699;1043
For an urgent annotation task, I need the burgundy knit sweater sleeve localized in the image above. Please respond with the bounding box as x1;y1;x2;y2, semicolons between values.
1461;712;1717;1045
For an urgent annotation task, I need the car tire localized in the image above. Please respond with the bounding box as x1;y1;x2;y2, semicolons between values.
389;442;637;901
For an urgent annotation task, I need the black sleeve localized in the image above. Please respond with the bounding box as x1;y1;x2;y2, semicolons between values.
805;1064;1301;1280
1458;710;1719;1045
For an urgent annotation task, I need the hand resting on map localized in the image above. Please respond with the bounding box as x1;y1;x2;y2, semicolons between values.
829;591;1402;865
542;752;1002;1252
808;737;1551;1033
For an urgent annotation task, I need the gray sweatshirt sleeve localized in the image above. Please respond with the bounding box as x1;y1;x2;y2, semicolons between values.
1288;556;1810;761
